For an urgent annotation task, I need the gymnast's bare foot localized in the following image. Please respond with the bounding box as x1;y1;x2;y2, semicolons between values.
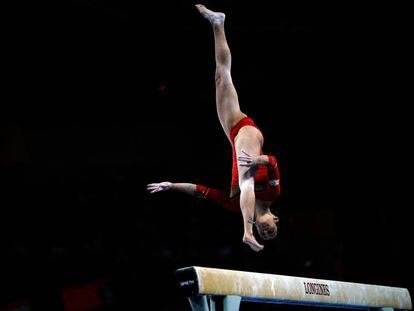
243;233;264;252
195;4;225;26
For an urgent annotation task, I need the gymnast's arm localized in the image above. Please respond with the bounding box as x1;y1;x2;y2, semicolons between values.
257;155;278;171
257;155;281;191
238;151;281;196
147;182;195;195
146;182;239;212
238;150;278;171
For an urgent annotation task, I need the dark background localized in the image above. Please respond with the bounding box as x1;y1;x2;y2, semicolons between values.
2;0;412;310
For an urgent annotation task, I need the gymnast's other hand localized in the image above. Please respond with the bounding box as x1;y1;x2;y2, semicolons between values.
238;149;261;168
147;182;172;193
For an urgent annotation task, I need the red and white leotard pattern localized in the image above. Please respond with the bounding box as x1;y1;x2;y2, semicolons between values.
195;117;281;212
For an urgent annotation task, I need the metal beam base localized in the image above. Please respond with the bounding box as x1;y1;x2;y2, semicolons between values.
188;295;241;311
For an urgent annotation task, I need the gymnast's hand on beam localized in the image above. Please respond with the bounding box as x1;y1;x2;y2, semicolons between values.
238;149;261;168
147;182;172;193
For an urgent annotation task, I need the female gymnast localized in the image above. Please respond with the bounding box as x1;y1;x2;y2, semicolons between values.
147;4;281;252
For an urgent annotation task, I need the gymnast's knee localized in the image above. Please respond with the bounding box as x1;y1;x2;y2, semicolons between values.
215;66;231;85
239;178;254;193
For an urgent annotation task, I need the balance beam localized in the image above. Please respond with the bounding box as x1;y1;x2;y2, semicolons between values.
175;266;412;311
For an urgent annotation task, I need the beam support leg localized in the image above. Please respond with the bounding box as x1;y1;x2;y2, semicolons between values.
188;295;209;311
209;295;241;311
188;295;241;311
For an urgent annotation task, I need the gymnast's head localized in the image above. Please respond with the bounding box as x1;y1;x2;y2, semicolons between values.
255;207;279;240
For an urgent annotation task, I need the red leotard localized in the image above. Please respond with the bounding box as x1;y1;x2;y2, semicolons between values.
230;117;281;202
194;116;281;212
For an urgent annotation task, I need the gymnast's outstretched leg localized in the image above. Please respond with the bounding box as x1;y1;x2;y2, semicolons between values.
195;4;246;138
196;4;264;252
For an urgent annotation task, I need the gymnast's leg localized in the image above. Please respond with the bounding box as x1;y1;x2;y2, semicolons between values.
196;4;264;252
195;4;246;139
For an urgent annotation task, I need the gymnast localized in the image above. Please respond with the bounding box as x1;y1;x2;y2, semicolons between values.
147;4;281;252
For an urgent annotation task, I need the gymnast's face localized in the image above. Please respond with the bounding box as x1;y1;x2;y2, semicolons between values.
256;213;279;240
